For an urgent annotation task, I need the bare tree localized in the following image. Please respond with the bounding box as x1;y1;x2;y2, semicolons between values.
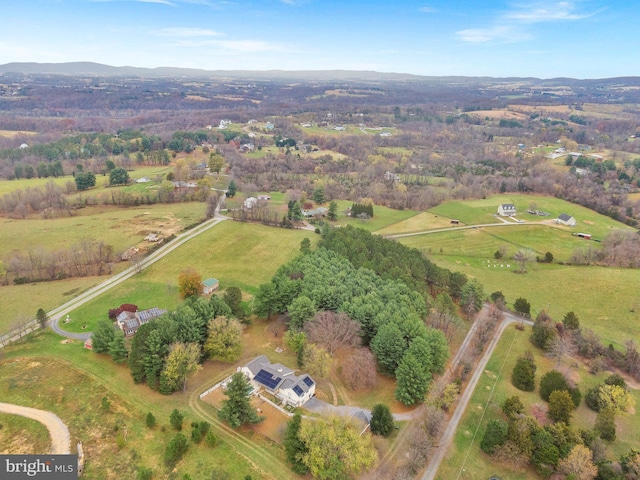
547;333;577;367
303;311;362;354
513;248;536;273
341;348;378;390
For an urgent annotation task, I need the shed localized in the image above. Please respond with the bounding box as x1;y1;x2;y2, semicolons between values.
556;214;577;227
202;278;220;295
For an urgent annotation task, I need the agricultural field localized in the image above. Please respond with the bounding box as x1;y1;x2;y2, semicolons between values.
0;332;278;479
376;211;461;235
0;202;205;259
428;194;635;238
333;200;419;231
436;325;640;480
64;220;317;333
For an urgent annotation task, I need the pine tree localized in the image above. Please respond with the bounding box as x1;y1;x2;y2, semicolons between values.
170;409;184;431
284;413;308;474
218;372;263;429
394;352;431;406
108;329;128;363
512;351;536;391
146;412;156;429
370;404;394;437
92;317;116;354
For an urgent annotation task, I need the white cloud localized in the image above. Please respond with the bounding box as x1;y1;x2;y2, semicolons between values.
154;27;222;37
504;1;597;23
456;25;531;43
419;6;437;14
166;38;290;53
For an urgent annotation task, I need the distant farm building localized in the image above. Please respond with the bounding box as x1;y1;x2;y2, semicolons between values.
384;171;401;182
136;177;150;183
202;278;220;295
302;207;328;218
238;355;315;408
497;204;517;217
556;214;577;227
116;307;167;337
257;194;271;201
243;197;258;209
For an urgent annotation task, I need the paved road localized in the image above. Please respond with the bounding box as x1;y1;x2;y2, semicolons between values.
0;205;228;345
0;402;71;454
421;311;533;480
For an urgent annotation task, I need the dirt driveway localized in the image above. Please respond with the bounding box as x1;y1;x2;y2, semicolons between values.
0;402;70;454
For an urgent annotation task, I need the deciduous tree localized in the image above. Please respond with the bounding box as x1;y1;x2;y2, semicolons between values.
341;348;378;390
178;268;202;300
160;342;202;393
302;343;332;378
203;316;242;362
299;416;378;480
303;311;361;354
558;444;598;480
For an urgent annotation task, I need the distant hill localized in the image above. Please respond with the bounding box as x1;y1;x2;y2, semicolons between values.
1;62;638;87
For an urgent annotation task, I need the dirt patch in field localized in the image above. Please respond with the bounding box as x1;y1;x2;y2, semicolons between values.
469;109;528;120
245;396;289;442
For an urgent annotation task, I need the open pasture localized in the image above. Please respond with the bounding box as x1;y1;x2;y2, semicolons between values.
437;325;640;480
428;194;635;238
0;334;268;479
376;211;462;235
64;220;316;332
0;202;205;259
333;200;419;231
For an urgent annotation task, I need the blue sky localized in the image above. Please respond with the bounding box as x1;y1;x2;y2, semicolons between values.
0;0;637;78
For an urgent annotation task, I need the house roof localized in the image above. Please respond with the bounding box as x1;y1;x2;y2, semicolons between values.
500;203;516;209
202;278;219;287
243;356;314;397
558;213;573;221
137;307;167;322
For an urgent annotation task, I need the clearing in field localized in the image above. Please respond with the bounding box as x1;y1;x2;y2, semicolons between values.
376;211;463;235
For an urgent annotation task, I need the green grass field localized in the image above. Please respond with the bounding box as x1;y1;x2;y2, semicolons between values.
333;201;419;231
64;220;316;333
428;194;635;238
436;325;640;480
0;332;278;479
376;212;465;235
0;412;51;454
399;224;592;262
0;203;205;260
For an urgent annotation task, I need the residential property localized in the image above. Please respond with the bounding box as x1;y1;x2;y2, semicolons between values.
302;206;328;218
556;213;577;227
243;197;258;209
497;203;517;216
384;171;401;182
238;355;316;407
201;278;220;295
116;307;167;337
136;177;150;183
257;194;271;201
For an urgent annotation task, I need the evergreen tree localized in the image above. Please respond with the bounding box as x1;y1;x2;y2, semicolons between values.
284;413;308;474
218;372;263;429
596;407;616;441
36;308;48;330
563;311;580;330
300;237;311;255
145;412;156;429
480;418;508;454
511;351;536;391
92;317;116;354
328;201;338;221
223;286;245;321
108;329;128;363
548;390;575;424
226;179;237;197
170;409;184;431
502;395;525;418
164;433;188;467
394;352;431;406
370;404;394;437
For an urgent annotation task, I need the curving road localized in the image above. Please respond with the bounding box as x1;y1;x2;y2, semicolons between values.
421;311;533;480
0;402;71;454
0;205;228;345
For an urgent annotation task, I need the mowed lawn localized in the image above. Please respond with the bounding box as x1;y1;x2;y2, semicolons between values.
399;224;597;262
334;200;419;231
375;211;461;235
65;221;316;332
429;194;636;238
436;325;640;480
0;276;103;334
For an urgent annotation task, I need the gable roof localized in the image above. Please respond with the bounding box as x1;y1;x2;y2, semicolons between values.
500;203;516;209
558;213;573;221
243;356;314;397
202;278;219;287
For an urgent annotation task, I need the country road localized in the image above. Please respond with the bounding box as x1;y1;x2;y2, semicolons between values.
0;402;71;454
421;311;533;480
385;218;550;239
1;211;228;345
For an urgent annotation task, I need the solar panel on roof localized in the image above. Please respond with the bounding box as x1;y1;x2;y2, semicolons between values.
292;385;304;396
254;369;281;390
303;376;314;387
